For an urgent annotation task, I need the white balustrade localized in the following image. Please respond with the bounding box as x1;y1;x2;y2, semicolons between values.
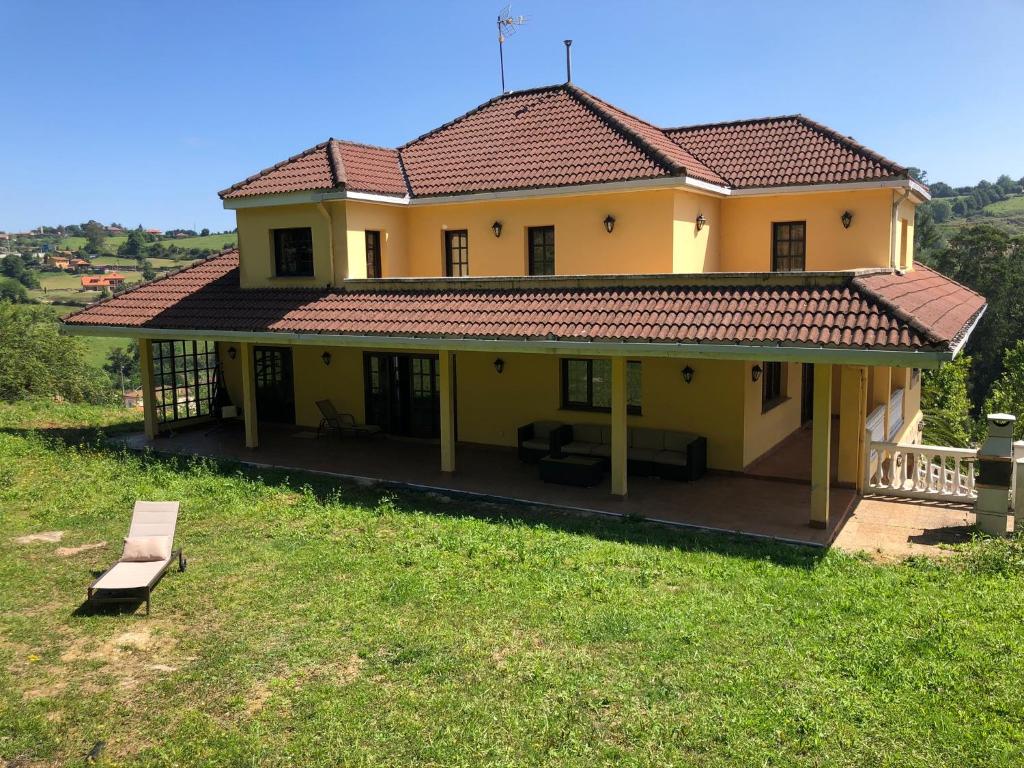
866;439;977;502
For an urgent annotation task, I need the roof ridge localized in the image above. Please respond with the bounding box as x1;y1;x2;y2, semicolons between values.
563;84;685;177
330;137;398;153
664;114;805;133
398;84;567;152
326;138;347;188
218;141;335;199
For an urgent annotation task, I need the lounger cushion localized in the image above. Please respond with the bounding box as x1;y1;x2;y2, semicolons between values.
121;536;172;563
92;560;168;591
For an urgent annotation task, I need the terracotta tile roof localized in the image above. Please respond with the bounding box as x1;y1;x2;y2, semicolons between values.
665;115;908;189
220;86;914;200
64;252;982;355
220;139;405;200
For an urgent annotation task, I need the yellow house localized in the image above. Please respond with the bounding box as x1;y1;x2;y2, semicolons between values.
64;83;985;538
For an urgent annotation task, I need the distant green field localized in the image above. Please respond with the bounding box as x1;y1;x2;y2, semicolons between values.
58;235;128;253
982;194;1024;217
156;233;236;251
91;256;187;269
36;304;126;368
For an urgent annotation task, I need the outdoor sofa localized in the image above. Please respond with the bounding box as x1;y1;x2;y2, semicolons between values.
556;424;707;481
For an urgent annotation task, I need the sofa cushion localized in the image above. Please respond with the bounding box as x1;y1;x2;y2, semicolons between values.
599;425;612;445
562;441;596;456
654;449;688;466
532;421;562;439
590;442;612;458
664;431;698;452
521;438;550;452
631;428;665;451
628;447;660;463
572;423;604;444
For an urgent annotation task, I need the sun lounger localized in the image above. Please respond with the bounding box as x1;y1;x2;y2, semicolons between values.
87;501;185;615
315;399;382;439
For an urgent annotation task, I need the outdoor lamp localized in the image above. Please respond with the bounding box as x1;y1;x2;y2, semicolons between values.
321;351;332;367
227;346;237;360
492;220;503;238
493;357;505;374
603;214;616;234
841;210;853;229
696;213;707;231
681;365;694;384
751;364;763;382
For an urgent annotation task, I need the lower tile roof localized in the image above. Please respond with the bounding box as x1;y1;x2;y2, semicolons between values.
62;251;984;356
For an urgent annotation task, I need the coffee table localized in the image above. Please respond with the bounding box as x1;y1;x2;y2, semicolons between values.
539;454;605;487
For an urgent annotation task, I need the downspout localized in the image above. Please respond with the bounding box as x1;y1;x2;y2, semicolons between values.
316;201;337;287
890;188;910;270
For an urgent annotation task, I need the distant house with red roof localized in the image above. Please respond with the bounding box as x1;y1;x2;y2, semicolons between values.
80;273;126;290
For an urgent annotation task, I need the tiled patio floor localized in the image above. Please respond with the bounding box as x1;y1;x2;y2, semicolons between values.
119;423;978;556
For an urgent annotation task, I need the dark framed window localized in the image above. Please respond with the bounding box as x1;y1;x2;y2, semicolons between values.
772;221;806;272
528;226;555;276
151;340;218;423
365;230;382;278
444;230;469;277
272;227;314;277
762;361;785;412
561;358;641;414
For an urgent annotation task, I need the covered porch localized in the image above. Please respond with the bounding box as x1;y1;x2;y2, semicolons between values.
122;421;858;547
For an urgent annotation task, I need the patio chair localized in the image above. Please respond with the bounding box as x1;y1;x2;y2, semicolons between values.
87;501;185;615
316;399;382;439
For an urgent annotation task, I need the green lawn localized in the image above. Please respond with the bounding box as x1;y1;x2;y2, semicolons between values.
157;233;236;251
983;194;1024;217
1;402;1022;766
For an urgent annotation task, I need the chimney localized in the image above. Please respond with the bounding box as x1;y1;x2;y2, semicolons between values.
563;40;573;83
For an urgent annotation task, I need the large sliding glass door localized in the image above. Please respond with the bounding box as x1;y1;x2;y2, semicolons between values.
364;352;442;438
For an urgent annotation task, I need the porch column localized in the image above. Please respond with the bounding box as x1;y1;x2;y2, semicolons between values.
810;362;833;528
871;366;892;439
610;356;628;497
439;351;456;473
240;341;259;449
838;365;868;489
138;338;159;440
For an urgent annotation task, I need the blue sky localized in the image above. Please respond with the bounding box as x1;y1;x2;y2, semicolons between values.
2;0;1022;232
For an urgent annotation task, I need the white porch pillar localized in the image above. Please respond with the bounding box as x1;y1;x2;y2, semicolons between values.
138;338;159;440
810;363;833;528
838;365;868;490
439;351;456;473
240;342;259;449
610;356;628;497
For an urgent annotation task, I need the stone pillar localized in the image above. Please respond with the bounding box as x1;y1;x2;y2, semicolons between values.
138;338;159;440
976;413;1016;535
610;356;628;498
439;351;456;473
240;342;259;449
810;363;833;528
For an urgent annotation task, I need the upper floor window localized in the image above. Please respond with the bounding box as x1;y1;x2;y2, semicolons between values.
772;221;805;272
528;226;555;276
561;358;642;414
365;230;382;278
273;227;313;277
762;361;786;412
444;230;469;277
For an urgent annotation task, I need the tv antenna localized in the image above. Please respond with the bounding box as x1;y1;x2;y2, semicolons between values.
497;5;527;93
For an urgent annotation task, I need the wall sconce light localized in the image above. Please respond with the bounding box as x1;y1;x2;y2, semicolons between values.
493;357;505;374
681;365;694;384
841;210;853;229
603;214;616;234
321;351;332;367
492;220;503;238
751;364;763;382
696;213;707;231
227;346;237;360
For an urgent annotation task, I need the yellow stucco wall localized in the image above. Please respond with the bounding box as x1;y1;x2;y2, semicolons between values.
719;188;900;272
672;191;720;272
343;200;408;278
236;204;343;288
741;361;804;467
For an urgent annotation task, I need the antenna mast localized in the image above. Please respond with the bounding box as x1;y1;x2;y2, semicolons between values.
497;5;527;93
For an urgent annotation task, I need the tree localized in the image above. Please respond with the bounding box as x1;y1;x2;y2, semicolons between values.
117;230;146;258
200;228;210;237
1;254;39;289
922;355;976;447
929;199;952;223
930;181;955;198
0;277;30;303
983;341;1024;439
931;225;1024;407
995;174;1018;196
914;204;943;260
103;342;140;394
0;303;114;403
141;260;157;281
952;198;968;217
83;220;106;253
